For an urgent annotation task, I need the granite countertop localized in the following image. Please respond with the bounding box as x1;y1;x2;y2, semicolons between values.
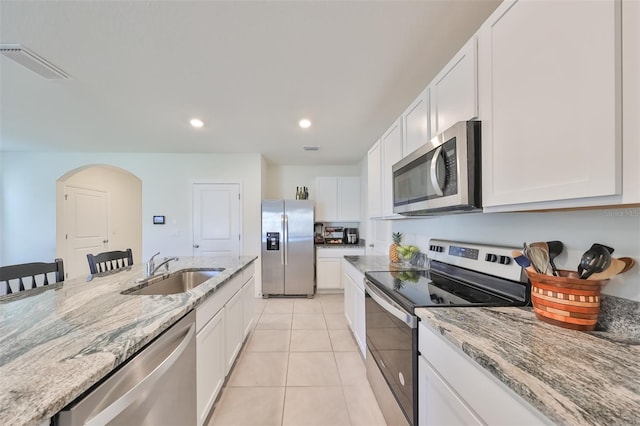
416;307;640;425
315;242;366;249
0;256;257;426
344;254;426;272
345;255;640;425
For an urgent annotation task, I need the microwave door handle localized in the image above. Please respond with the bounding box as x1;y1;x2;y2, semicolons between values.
430;146;445;196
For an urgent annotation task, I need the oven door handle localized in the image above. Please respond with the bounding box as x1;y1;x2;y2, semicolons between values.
365;279;418;328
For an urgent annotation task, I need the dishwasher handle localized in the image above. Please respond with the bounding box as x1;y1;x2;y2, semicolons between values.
365;279;418;329
85;322;196;426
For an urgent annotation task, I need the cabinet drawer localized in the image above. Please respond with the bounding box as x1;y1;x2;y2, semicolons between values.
196;274;242;332
316;248;365;258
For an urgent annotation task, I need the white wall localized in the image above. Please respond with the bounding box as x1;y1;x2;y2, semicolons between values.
265;164;360;200
390;208;640;301
1;153;264;274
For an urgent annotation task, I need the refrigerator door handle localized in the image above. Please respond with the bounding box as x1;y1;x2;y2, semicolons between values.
283;214;289;265
280;214;285;265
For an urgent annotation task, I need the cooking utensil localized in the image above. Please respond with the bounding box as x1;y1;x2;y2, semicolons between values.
511;250;531;268
578;244;612;279
587;257;625;280
546;240;564;276
530;242;553;276
526;245;552;275
522;243;539;273
619;257;636;274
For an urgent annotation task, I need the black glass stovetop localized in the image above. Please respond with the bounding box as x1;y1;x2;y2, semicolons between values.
365;264;528;313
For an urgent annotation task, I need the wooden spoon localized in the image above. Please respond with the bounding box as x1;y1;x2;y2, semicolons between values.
588;257;625;280
619;257;636;274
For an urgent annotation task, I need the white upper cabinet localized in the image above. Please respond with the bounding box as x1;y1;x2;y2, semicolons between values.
403;86;431;156
337;177;361;221
621;0;640;204
381;118;403;218
430;37;478;138
367;140;383;219
315;177;360;222
479;0;622;211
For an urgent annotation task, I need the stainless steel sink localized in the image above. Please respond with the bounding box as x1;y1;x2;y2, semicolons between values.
123;268;224;295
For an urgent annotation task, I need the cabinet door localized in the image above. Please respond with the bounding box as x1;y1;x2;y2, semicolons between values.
315;177;338;221
242;276;255;339
480;0;621;209
622;0;640;204
430;37;478;137
418;356;483;426
337;177;361;221
367;140;383;218
316;257;342;290
382;118;403;217
353;285;366;358
403;87;431;155
224;289;243;374
197;309;225;426
343;271;355;328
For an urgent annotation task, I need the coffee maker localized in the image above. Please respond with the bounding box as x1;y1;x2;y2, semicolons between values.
343;228;359;245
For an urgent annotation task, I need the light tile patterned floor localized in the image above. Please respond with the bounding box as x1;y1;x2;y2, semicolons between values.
208;294;387;426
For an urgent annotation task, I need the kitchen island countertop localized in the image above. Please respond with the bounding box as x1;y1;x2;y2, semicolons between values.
0;256;257;426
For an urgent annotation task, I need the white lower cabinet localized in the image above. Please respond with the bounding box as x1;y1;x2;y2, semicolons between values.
418;322;550;425
342;259;366;358
317;247;365;290
242;276;256;339
195;262;256;425
196;308;225;426
224;288;243;374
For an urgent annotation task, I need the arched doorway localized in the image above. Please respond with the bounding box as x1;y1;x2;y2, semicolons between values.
56;164;142;279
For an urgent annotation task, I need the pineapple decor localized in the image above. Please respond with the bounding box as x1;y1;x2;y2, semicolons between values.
389;232;403;263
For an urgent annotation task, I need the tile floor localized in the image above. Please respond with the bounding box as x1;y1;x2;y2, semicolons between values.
208;294;387;426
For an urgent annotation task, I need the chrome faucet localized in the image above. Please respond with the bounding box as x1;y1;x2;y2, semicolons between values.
146;252;179;277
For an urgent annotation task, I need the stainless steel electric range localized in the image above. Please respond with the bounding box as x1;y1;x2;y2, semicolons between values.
364;239;530;426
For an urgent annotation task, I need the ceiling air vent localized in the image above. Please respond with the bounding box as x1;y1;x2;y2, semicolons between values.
0;44;70;79
303;145;319;151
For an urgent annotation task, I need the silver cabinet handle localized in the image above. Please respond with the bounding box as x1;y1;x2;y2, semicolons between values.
365;279;417;328
194;244;200;248
85;323;195;426
430;145;445;196
103;240;109;244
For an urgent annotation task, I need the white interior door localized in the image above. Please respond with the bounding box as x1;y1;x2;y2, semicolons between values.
65;186;109;279
192;183;241;257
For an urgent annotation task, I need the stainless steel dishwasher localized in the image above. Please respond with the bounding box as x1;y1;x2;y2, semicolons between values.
58;310;196;426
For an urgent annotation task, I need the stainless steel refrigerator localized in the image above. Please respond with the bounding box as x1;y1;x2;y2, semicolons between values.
261;199;315;297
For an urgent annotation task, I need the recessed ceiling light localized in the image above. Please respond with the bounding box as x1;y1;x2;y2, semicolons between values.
299;119;312;129
190;118;204;128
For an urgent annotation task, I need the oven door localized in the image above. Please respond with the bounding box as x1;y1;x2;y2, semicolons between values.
365;279;418;426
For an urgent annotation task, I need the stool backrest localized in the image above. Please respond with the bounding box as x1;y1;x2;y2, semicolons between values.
0;258;65;295
87;249;133;274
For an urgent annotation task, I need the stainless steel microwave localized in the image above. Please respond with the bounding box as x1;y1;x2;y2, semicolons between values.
392;120;481;215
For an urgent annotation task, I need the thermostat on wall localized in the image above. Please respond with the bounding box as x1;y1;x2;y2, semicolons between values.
153;215;165;225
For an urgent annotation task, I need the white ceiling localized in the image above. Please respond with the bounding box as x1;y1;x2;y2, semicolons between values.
0;0;500;165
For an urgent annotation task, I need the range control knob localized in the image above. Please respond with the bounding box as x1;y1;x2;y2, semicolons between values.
485;253;498;262
499;255;512;265
430;245;444;253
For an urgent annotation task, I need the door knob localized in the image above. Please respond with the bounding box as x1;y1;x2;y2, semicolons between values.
194;244;200;248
